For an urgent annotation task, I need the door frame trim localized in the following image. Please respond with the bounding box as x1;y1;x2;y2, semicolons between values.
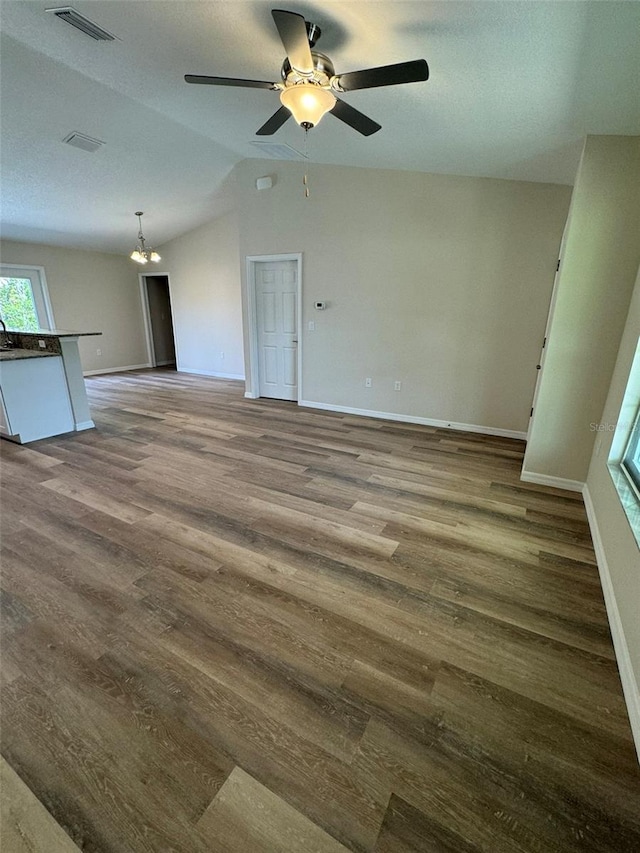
246;253;303;402
138;271;177;369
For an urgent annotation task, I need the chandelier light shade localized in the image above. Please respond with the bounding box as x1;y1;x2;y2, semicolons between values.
280;83;336;129
130;211;161;264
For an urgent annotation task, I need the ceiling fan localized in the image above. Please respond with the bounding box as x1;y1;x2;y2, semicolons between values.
185;9;429;137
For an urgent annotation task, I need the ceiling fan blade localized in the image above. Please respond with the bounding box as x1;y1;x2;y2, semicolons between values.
256;105;292;136
271;9;313;75
330;98;381;136
185;74;276;89
334;59;429;92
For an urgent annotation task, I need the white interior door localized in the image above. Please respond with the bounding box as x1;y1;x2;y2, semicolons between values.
255;260;298;401
527;223;568;439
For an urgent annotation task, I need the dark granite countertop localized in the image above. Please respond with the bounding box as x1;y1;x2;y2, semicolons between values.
0;348;59;362
12;329;102;338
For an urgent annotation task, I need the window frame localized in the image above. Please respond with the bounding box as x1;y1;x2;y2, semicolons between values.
607;337;640;548
621;404;640;497
0;264;55;331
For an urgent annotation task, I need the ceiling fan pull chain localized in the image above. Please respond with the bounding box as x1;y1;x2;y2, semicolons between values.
303;127;310;198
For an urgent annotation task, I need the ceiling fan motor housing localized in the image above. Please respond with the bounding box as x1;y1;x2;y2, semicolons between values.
281;52;335;88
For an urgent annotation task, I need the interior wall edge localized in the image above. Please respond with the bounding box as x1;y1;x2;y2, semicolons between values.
176;368;245;381
298;399;527;440
83;363;152;376
519;470;585;493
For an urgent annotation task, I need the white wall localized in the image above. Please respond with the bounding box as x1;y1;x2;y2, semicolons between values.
0;239;148;373
236;159;571;434
585;263;640;756
157;212;244;379
523;136;640;485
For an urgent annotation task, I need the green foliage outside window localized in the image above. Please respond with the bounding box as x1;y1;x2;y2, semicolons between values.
0;278;39;332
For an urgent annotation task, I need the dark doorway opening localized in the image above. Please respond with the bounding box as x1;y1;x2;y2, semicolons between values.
142;275;176;368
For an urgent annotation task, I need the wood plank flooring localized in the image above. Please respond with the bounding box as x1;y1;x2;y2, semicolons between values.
1;757;83;852
1;369;639;852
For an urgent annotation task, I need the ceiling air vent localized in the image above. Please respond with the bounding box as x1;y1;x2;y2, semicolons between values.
249;141;305;161
62;131;105;153
46;7;117;41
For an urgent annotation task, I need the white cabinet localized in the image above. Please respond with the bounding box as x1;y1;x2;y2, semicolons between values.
0;355;75;443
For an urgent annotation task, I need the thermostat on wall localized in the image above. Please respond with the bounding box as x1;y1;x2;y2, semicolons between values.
314;301;326;310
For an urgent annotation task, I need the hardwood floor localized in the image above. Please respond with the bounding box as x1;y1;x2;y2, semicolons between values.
1;757;83;852
1;369;639;852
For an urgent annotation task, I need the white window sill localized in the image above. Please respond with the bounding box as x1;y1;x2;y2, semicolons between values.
608;463;640;549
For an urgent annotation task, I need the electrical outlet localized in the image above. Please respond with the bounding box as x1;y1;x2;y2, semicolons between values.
308;320;315;331
96;348;102;356
394;380;402;391
365;378;372;388
220;351;224;359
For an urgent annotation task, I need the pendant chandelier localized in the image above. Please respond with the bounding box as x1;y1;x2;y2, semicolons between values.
130;211;161;264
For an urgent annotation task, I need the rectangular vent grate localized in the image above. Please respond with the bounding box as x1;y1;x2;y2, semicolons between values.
62;131;105;153
249;141;306;161
46;7;116;41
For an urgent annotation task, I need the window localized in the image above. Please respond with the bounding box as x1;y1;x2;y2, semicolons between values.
621;405;640;495
0;265;54;331
608;337;640;547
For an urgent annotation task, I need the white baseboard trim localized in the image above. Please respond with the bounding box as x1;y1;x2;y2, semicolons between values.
74;420;95;431
519;470;585;492
244;391;258;399
297;399;527;440
84;363;152;376
176;367;245;380
583;484;640;762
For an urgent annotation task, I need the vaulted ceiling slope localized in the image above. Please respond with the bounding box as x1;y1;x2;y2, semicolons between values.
1;1;639;254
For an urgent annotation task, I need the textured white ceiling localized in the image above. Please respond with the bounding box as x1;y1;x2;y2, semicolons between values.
1;1;639;253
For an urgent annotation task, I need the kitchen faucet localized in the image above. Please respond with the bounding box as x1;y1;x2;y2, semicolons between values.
0;316;14;348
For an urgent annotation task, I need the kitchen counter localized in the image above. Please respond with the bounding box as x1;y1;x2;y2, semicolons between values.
0;329;101;443
19;328;102;337
0;348;58;361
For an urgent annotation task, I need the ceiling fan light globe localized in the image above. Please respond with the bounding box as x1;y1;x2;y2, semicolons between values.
280;83;335;128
